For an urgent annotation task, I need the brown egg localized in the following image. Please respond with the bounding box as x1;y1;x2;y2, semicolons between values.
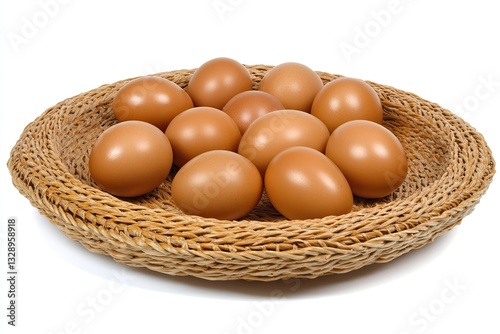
265;146;353;220
171;150;263;220
238;109;330;176
112;76;194;132
311;77;383;133
187;57;253;109
325;120;408;198
89;121;173;197
165;106;241;167
223;90;284;134
258;62;323;112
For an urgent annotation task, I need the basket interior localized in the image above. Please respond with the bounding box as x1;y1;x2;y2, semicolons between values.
53;70;452;223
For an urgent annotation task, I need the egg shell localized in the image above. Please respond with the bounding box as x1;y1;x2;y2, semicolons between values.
311;77;383;133
325;120;408;198
238;109;330;176
171;150;263;220
223;90;284;134
89;120;173;197
265;146;353;220
258;62;323;112
112;76;194;132
165;106;241;167
187;57;253;109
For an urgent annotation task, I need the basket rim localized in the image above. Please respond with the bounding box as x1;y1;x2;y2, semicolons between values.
7;64;496;280
9;65;495;233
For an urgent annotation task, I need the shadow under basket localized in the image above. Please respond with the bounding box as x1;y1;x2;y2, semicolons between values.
7;65;496;281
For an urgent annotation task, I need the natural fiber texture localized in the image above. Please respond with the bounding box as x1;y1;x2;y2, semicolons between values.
8;65;495;281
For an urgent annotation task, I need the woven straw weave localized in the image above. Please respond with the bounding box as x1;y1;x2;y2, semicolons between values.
7;65;495;281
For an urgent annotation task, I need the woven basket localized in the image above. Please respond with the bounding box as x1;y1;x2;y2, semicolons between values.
7;65;495;281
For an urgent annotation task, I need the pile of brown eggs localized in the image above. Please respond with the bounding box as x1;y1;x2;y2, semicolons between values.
89;57;408;220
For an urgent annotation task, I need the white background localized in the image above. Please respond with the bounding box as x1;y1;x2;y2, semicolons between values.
1;1;499;333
